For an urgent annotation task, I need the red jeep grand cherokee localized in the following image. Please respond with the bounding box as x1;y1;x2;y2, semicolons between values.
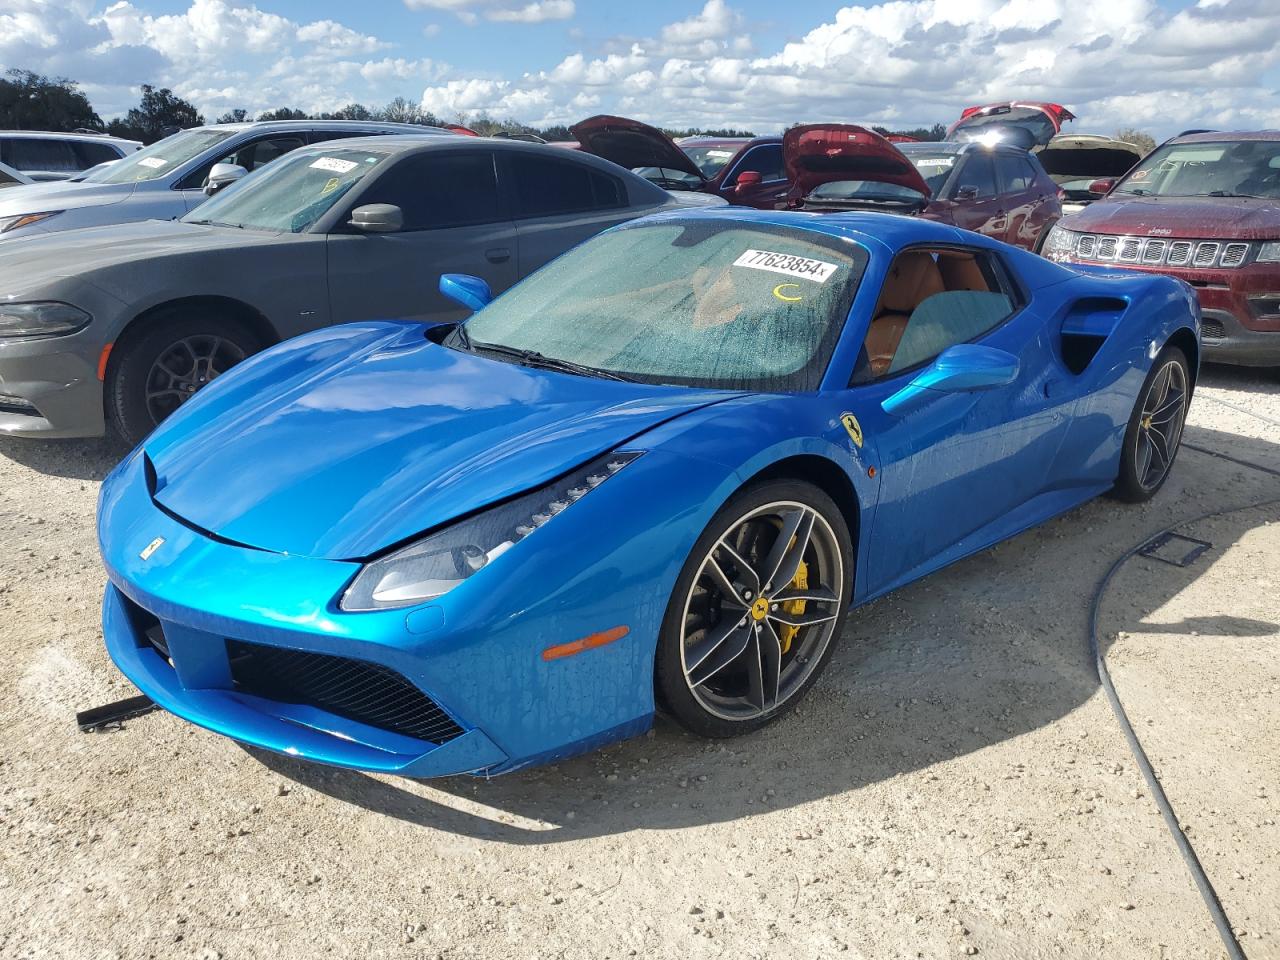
1042;131;1280;367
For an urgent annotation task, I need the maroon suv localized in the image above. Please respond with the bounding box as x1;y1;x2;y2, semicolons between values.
569;116;789;208
1043;131;1280;367
786;125;1063;252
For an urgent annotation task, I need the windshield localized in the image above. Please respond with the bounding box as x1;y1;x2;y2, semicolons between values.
682;145;743;178
632;165;702;190
182;147;390;233
807;180;930;203
899;153;956;196
459;220;867;391
1112;140;1280;199
85;128;235;184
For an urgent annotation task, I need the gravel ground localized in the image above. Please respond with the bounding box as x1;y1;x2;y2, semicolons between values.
1;364;1277;960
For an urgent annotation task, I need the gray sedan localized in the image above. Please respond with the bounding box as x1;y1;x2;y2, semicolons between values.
0;135;722;443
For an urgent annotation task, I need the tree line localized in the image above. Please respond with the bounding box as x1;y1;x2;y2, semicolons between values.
0;68;957;145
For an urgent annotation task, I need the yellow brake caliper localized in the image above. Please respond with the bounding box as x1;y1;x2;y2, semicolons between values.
778;559;808;655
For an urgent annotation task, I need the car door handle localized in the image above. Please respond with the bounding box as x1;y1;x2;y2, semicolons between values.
485;247;511;263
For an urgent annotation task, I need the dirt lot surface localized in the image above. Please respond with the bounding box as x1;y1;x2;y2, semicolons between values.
1;365;1277;960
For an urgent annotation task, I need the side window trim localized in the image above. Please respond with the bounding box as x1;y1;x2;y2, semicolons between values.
853;243;1025;385
724;144;786;186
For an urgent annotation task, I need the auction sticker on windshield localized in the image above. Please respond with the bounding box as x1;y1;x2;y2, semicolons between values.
310;157;359;174
915;158;954;167
733;249;839;283
138;157;168;169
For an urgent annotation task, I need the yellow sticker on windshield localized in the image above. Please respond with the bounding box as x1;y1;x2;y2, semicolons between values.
840;412;864;448
773;283;803;302
320;177;341;196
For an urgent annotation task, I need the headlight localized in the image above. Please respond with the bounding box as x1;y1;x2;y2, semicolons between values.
1041;224;1078;262
1257;241;1280;263
340;450;642;611
0;211;61;234
0;302;92;339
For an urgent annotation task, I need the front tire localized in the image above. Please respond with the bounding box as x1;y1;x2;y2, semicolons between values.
655;479;854;738
106;310;262;445
1113;346;1190;502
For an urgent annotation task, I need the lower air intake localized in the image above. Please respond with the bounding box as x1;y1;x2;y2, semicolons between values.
226;640;464;744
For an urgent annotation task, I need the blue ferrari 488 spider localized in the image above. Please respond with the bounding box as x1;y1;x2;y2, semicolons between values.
98;209;1199;778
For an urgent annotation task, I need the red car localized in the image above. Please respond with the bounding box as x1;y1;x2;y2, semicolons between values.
948;101;1077;149
569;115;789;209
786;125;1063;252
1042;131;1280;367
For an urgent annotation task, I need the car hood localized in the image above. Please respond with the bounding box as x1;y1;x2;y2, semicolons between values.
570;115;705;181
783;124;931;200
0;218;286;277
144;323;742;560
0;179;135;216
1039;137;1142;183
1063;195;1280;240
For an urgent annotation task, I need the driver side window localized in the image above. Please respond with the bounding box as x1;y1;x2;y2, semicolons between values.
727;144;785;185
854;247;1018;382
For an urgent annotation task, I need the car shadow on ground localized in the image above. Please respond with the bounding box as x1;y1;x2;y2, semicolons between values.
1197;362;1280;397
0;434;129;481
250;421;1280;845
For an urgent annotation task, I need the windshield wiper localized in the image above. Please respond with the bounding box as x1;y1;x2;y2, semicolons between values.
470;340;631;381
1206;190;1265;199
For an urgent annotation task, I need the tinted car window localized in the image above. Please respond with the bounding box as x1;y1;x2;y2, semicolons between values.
996;154;1036;192
177;135;309;189
4;137;80;172
358;151;504;229
510;154;625;218
857;248;1017;381
728;144;785;184
72;141;122;167
956;153;998;198
0;168;22;188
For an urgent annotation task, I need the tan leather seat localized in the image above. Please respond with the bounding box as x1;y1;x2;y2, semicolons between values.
938;253;987;292
865;252;945;375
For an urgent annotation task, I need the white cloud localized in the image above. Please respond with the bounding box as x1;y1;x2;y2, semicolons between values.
404;0;574;23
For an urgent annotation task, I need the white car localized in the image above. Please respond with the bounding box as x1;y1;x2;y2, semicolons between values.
0;120;455;240
0;130;141;181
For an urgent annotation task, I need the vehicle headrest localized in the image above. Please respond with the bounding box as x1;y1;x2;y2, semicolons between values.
878;252;945;315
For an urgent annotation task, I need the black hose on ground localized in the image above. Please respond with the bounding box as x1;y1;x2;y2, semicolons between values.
1089;442;1279;960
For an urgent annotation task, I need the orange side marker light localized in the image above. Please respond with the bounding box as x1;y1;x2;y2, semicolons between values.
542;625;630;661
96;343;114;381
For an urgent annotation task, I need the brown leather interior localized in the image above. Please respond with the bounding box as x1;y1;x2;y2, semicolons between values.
865;252;945;375
937;252;987;291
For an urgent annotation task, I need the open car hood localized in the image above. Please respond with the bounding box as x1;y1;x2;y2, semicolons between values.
143;323;739;560
783;124;931;200
949;101;1076;148
570;115;705;181
1039;136;1143;184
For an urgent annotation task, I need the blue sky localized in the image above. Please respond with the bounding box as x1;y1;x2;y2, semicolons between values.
3;0;1279;137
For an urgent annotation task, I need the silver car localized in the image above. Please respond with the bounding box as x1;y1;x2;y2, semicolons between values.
0;135;722;443
0;120;453;239
0;130;141;182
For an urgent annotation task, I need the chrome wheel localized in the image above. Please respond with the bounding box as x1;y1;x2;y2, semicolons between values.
144;334;245;425
679;501;844;721
1134;357;1188;491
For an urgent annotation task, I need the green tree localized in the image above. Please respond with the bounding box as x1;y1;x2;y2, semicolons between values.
1115;128;1157;155
0;69;102;131
322;103;373;121
106;84;203;143
215;108;249;123
257;107;308;121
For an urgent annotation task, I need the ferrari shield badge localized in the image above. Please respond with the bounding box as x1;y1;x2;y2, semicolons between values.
840;412;863;448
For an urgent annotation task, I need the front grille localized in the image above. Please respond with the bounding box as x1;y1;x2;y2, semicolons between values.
1201;317;1227;340
0;394;39;418
226;640;464;744
1068;234;1254;269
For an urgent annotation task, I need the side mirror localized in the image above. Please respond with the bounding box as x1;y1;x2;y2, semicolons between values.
439;273;492;313
203;162;248;196
954;184;979;201
734;170;763;194
882;344;1019;417
348;204;404;234
1088;177;1117;196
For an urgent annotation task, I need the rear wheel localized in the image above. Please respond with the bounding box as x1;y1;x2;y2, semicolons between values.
106;309;263;445
1113;346;1190;502
655;480;853;738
